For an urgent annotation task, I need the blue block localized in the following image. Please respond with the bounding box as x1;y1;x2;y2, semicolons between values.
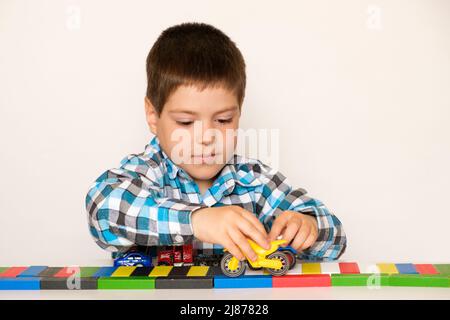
17;266;48;277
395;263;418;274
214;275;272;288
92;267;117;278
0;277;41;290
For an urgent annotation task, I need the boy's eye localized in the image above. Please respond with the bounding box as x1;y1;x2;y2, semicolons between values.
217;118;233;124
176;119;232;126
176;121;193;126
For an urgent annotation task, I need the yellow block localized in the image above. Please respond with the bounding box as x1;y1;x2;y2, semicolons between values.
149;266;173;277
377;263;398;274
301;263;321;274
187;266;209;277
111;266;137;277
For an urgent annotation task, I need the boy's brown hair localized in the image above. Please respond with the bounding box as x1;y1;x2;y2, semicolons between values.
146;22;246;115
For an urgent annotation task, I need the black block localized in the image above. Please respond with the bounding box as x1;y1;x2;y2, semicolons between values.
38;267;63;277
155;276;213;289
167;266;191;278
40;277;98;290
208;266;225;276
130;267;154;277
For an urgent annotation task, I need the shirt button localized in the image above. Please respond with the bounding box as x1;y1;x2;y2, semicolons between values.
175;234;183;243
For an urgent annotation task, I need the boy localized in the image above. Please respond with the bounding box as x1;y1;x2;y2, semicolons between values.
85;22;346;263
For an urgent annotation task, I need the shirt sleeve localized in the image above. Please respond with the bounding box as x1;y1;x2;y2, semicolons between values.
255;161;347;261
85;156;207;253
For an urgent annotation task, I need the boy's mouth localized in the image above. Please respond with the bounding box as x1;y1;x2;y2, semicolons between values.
191;153;219;164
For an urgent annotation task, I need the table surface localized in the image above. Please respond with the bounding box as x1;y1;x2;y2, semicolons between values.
1;286;449;300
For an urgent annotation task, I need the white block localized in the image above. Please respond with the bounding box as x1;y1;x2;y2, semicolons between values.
320;262;341;274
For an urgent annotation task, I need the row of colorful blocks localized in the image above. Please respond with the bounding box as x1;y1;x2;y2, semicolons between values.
0;263;449;290
3;262;448;277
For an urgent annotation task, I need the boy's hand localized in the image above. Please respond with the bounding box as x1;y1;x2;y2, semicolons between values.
191;206;270;261
268;210;319;251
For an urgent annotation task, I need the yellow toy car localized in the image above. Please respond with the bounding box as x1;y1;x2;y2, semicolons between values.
220;239;291;277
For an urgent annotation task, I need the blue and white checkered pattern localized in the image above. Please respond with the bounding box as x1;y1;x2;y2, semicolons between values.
85;136;347;261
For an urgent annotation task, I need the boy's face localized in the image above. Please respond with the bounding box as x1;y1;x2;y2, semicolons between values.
145;84;240;183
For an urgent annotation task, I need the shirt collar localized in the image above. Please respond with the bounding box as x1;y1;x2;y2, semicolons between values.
147;136;185;180
215;159;263;196
146;136;263;193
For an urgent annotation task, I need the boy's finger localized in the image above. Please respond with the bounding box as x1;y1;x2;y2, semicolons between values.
280;222;300;246
229;228;258;261
298;232;316;251
238;217;270;250
290;225;311;250
239;209;268;237
223;236;245;261
268;214;289;241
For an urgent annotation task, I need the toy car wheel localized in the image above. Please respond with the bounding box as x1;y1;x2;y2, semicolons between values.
135;263;144;267
158;261;171;266
266;252;289;276
282;251;296;270
220;253;246;277
212;261;220;267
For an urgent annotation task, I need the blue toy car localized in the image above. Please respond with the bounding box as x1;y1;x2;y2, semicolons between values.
114;251;153;267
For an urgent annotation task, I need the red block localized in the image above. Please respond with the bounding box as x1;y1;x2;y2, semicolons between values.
0;267;28;278
414;264;439;275
273;274;331;287
54;267;80;278
339;262;360;274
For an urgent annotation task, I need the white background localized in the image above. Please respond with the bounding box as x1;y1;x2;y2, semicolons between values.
0;0;449;266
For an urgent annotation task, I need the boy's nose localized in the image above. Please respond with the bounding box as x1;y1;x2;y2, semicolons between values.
195;121;217;145
200;133;215;145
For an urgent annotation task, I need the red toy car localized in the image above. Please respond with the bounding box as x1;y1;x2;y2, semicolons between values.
157;244;193;266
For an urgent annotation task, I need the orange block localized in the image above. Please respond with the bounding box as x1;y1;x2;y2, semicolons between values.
339;262;360;274
0;267;28;278
273;274;331;287
54;267;81;278
414;264;439;275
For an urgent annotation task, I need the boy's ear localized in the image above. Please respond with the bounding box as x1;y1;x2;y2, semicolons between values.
144;96;158;135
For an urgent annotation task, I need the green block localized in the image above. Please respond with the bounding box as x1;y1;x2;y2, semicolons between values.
331;274;390;287
0;267;8;274
389;274;450;288
80;267;102;278
433;264;450;276
98;277;155;290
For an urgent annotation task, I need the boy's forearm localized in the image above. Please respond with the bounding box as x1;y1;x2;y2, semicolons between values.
86;168;207;252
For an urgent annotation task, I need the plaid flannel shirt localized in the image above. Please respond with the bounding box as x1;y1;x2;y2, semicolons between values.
85;136;347;261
